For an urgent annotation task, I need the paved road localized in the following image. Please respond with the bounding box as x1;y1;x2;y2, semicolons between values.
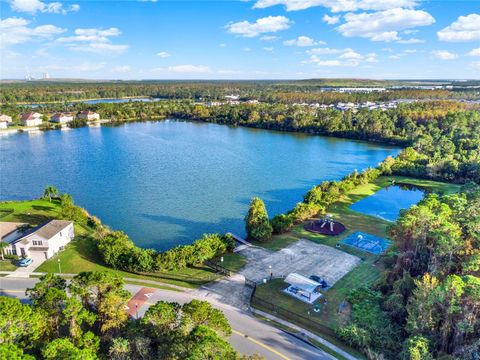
0;277;333;360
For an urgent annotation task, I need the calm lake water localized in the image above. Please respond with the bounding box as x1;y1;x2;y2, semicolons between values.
349;185;424;222
0;120;400;250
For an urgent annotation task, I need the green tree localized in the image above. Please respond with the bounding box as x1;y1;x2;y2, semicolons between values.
0;297;45;347
0;344;35;360
182;300;231;336
43;185;59;202
402;336;433;360
42;338;97;360
245;197;272;242
108;337;130;360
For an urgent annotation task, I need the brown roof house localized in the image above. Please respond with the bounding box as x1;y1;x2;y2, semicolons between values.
51;112;74;123
20;111;43;127
0;220;74;260
77;110;100;121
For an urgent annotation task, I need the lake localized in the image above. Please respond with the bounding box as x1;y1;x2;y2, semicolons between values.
349;185;425;222
0;120;400;250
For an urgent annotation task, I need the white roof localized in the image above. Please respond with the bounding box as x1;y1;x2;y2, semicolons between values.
284;273;320;293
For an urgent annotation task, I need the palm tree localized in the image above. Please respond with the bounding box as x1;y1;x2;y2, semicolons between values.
0;242;9;261
43;185;59;202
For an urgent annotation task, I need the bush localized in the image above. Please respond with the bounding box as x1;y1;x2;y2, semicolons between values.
270;214;293;234
288;202;323;223
245;197;272;242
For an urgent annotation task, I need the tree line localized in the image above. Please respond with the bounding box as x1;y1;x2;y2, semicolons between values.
0;272;259;359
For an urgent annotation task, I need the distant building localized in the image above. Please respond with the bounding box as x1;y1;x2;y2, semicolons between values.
43;72;50;80
50;113;74;123
0;114;12;123
0;121;7;129
0;220;74;260
20;111;43;127
77;110;100;121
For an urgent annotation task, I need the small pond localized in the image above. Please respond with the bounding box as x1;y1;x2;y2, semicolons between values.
349;184;425;222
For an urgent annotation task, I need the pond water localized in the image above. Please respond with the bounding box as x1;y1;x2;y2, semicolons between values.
0;120;400;250
349;184;425;222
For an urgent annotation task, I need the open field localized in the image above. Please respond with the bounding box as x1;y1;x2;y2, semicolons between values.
0;198;243;288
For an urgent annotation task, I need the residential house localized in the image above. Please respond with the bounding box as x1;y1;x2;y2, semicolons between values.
20;111;43;127
0;121;7;129
77;110;100;121
51;112;74;123
0;220;74;260
0;114;12;123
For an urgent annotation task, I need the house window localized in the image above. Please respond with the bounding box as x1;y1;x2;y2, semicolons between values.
32;240;43;246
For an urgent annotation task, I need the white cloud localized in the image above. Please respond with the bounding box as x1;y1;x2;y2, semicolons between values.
397;38;425;44
156;51;171;58
253;0;417;12
337;8;435;42
243;47;252;52
263;47;274;51
468;48;480;57
0;17;65;46
437;14;480;42
283;35;325;47
389;55;401;60
339;49;363;59
219;43;226;47
322;14;340;25
167;65;211;74
57;27;128;54
431;50;458;60
404;49;417;53
9;0;79;14
305;48;376;67
226;16;292;37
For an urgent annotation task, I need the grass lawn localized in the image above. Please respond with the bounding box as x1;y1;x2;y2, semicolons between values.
0;259;17;271
211;252;247;272
1;198;242;289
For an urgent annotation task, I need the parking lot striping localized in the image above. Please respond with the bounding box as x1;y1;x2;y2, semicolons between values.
232;329;291;360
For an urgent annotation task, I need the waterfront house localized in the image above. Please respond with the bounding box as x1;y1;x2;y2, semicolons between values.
20;111;43;126
0;114;12;123
0;121;7;129
0;220;74;260
77;110;100;121
51;112;74;123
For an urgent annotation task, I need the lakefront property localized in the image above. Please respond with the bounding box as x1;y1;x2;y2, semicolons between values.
0;220;74;259
1;0;479;359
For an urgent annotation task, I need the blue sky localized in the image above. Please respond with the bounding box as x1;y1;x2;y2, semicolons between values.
1;0;479;79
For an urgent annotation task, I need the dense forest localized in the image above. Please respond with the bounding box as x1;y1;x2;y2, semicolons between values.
0;272;257;360
1;80;479;103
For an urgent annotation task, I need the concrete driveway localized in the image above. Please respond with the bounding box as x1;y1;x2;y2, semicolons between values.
5;251;47;278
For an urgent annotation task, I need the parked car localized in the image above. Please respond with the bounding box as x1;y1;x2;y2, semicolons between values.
309;275;328;288
17;258;33;267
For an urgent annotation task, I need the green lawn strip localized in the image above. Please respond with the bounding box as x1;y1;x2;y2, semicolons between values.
0;199;62;224
210;252;247;272
122;280;183;292
0;260;17;271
